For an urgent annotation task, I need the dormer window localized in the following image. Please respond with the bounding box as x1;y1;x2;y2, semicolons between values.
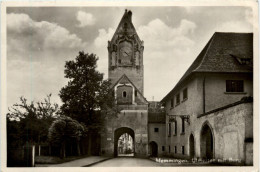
230;54;251;65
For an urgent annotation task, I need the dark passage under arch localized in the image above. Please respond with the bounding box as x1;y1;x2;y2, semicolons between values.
200;123;214;159
189;134;195;159
114;127;135;157
149;141;158;157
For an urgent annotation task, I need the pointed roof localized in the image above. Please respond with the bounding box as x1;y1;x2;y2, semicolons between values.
113;74;148;104
110;9;141;43
161;32;253;102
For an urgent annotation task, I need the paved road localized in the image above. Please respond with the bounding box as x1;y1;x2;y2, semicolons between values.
36;156;110;167
91;157;163;167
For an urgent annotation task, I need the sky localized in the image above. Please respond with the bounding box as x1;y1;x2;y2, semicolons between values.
6;6;254;108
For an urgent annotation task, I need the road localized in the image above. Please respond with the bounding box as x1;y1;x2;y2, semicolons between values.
91;157;163;167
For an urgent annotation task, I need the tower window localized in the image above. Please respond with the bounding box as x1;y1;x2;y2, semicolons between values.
174;146;177;153
118;59;121;64
135;90;137;97
154;128;159;132
123;91;127;98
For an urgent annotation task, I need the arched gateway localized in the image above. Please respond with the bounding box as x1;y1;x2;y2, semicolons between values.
114;127;135;157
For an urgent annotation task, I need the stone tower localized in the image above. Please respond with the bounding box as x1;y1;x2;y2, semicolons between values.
101;10;148;157
108;9;144;94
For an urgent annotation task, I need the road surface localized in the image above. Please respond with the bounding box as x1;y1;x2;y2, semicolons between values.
91;157;163;167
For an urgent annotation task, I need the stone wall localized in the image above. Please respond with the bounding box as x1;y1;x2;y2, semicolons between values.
101;105;148;157
165;101;253;164
190;102;253;163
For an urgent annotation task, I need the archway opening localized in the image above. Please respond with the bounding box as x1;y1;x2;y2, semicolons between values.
114;127;135;157
200;124;214;160
149;141;158;157
189;134;195;159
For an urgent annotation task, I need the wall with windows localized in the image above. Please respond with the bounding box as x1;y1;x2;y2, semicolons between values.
148;123;166;156
165;76;203;159
164;72;253;159
204;73;253;112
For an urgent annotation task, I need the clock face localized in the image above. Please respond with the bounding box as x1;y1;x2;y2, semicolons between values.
120;47;132;58
119;41;133;65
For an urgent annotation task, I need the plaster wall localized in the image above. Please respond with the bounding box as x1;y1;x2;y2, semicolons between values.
148;123;166;156
204;73;253;112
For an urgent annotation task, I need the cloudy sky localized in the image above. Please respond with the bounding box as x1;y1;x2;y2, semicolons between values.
6;6;253;108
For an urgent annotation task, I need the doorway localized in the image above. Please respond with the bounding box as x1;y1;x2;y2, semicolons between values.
189;134;195;159
200;123;214;159
149;141;158;157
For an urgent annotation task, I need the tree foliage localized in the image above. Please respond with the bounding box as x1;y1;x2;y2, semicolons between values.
59;51;117;129
48;116;87;158
7;94;59;144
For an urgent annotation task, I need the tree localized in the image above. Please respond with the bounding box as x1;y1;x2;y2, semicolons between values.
48;116;87;158
7;94;59;144
59;51;117;155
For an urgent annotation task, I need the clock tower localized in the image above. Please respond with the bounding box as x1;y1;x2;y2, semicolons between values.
101;10;148;157
108;9;144;94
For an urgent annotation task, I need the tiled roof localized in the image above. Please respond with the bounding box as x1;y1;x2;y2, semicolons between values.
148;112;166;123
161;32;253;102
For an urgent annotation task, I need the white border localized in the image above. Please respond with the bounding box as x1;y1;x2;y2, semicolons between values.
1;1;259;172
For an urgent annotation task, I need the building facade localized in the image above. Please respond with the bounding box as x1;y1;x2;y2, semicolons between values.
161;32;253;164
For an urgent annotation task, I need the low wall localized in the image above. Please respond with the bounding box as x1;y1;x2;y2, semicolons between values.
191;102;253;163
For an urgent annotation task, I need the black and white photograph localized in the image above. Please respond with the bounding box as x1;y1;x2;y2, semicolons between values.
1;1;258;171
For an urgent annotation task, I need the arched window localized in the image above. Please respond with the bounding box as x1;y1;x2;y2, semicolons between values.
123;91;127;98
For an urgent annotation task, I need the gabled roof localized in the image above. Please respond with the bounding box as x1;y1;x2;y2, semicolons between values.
110;9;141;43
113;74;148;104
161;32;253;102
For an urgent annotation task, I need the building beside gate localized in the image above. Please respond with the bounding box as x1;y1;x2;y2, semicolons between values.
148;101;166;157
161;32;253;164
